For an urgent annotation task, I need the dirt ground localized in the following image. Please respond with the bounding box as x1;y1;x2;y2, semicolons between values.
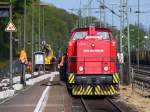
118;85;150;112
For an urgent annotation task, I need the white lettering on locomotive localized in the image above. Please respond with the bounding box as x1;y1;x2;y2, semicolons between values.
83;49;104;53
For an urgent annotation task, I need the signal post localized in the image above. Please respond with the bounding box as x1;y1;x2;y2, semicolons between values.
5;0;17;88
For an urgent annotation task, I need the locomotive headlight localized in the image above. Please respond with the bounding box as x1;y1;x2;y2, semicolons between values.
104;66;109;72
79;66;84;72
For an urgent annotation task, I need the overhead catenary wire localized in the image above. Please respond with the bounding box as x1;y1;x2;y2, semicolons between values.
96;0;121;18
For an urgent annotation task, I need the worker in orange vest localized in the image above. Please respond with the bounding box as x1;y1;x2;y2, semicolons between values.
58;53;67;82
58;55;65;68
27;59;32;73
19;50;27;85
19;50;27;64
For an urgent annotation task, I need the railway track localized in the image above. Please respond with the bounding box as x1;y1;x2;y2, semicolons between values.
131;66;150;83
80;97;123;112
134;70;150;83
131;66;150;96
131;65;150;71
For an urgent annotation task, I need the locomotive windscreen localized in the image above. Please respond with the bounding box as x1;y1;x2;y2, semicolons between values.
72;31;111;40
96;31;110;40
72;31;88;40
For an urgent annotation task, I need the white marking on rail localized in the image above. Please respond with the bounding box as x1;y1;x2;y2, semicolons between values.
34;75;55;112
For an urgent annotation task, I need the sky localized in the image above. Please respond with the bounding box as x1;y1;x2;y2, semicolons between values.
41;0;150;30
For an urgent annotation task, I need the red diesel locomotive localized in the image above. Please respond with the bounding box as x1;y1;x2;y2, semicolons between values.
61;26;119;95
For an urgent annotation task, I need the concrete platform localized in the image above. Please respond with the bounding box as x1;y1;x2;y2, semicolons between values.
44;75;72;112
0;79;48;112
0;73;74;112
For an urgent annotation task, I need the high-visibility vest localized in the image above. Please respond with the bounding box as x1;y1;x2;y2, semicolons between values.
28;61;32;72
19;50;27;63
60;55;65;65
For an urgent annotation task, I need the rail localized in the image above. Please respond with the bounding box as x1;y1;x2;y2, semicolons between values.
80;97;123;112
106;97;124;112
80;98;89;112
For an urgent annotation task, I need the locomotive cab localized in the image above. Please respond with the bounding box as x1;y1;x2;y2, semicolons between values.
66;26;119;95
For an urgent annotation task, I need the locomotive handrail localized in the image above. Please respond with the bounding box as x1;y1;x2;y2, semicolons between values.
68;56;116;62
67;56;116;74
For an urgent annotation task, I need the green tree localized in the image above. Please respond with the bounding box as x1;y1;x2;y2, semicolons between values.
123;24;145;51
0;1;77;66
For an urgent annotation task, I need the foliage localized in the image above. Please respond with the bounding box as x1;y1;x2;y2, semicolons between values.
123;24;145;51
0;1;77;64
0;1;146;68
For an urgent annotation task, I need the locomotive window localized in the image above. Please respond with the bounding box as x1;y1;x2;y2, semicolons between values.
96;32;110;39
73;31;88;40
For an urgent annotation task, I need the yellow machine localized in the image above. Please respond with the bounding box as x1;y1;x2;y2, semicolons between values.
42;44;56;71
